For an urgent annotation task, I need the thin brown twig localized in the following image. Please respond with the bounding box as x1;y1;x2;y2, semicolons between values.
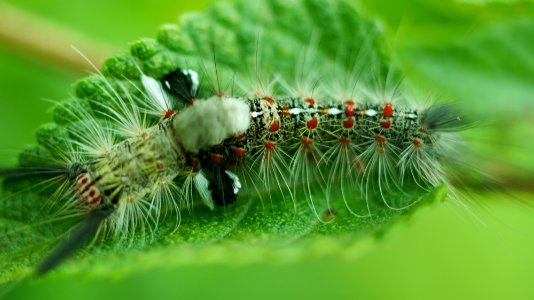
0;3;119;72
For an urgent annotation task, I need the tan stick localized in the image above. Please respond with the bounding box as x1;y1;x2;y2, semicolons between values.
0;3;119;71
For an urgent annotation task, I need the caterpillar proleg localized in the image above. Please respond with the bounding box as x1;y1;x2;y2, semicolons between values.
0;0;475;282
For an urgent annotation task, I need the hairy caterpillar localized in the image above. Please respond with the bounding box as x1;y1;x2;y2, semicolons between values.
0;0;472;282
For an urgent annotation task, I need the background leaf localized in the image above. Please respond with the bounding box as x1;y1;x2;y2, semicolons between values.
0;0;533;299
1;0;445;282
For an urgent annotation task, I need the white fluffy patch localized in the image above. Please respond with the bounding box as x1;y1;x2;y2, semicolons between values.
141;74;170;111
224;170;242;195
173;97;250;153
183;69;199;96
365;109;378;117
194;171;214;210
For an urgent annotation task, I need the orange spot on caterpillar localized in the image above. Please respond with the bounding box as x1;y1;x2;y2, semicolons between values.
82;186;101;207
156;162;165;170
262;96;276;104
380;120;391;129
345;100;355;117
383;103;393;117
412;138;423;148
264;140;277;149
305;98;316;106
231;147;247;156
211;154;224;165
307;117;318;129
91;196;101;205
269;120;280;132
163;110;175;119
343;117;354;129
375;134;386;144
75;174;95;194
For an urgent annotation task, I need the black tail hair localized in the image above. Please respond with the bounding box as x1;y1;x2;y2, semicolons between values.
35;205;114;275
421;104;469;132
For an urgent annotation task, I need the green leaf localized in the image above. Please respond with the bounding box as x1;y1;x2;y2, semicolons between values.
1;0;449;283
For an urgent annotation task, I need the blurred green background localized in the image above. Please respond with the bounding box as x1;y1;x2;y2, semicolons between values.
1;0;533;299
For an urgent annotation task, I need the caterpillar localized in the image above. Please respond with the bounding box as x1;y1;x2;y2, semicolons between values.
0;63;467;276
0;0;471;282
